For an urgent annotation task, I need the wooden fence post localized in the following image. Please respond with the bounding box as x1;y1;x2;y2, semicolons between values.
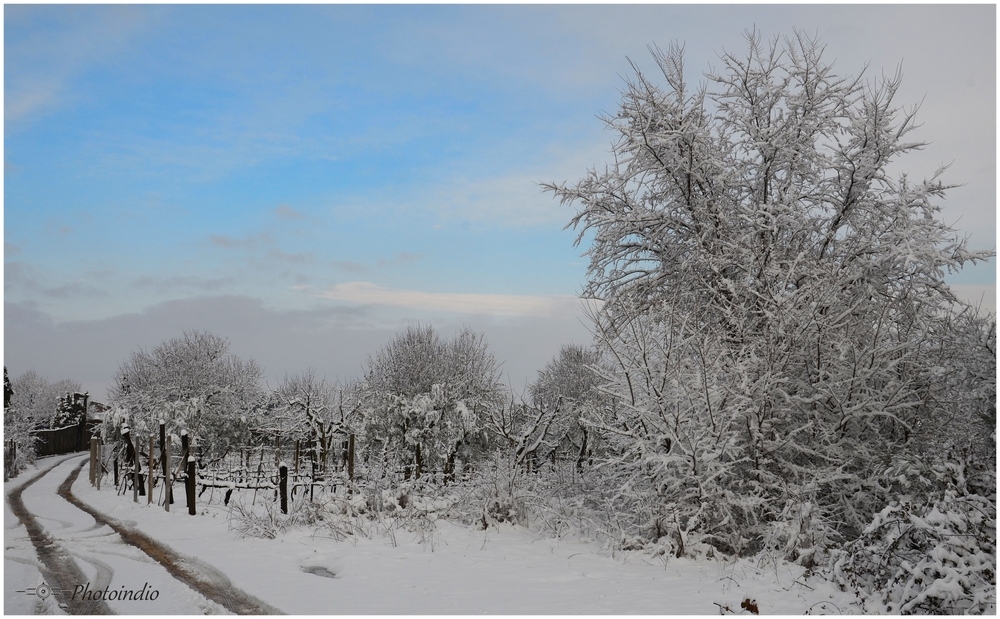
163;438;170;512
187;456;197;515
124;429;138;502
294;440;300;475
90;437;98;485
96;441;102;490
310;458;316;501
160;420;173;506
78;412;87;452
148;434;154;505
348;434;355;481
279;464;288;514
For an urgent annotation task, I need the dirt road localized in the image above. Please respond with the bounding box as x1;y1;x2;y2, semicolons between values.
6;454;281;614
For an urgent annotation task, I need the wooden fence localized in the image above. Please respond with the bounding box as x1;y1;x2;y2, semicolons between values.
32;418;101;457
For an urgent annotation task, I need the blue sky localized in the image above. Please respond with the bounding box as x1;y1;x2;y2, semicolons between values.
5;4;996;400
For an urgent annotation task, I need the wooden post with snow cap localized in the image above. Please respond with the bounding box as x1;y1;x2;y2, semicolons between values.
180;431;192;514
279;463;288;514
159;420;173;506
187;455;197;515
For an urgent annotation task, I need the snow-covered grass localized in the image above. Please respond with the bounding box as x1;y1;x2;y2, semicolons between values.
61;454;861;614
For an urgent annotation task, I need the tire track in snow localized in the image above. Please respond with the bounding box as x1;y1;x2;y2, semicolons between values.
60;459;283;614
6;455;114;614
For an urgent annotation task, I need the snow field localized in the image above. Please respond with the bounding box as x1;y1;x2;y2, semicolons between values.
64;453;860;615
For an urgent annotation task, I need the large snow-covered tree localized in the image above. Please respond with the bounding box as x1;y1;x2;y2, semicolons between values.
105;331;264;459
546;31;994;561
362;325;504;478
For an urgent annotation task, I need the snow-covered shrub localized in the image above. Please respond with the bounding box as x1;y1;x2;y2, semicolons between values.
227;489;369;541
464;450;529;528
764;501;840;568
831;490;996;614
227;494;287;539
3;418;38;481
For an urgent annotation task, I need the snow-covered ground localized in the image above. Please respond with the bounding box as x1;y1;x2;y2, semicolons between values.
7;453;861;614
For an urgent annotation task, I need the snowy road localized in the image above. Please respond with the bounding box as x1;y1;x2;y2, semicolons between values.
5;453;270;614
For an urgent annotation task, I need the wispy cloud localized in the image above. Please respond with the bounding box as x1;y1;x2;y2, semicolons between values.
131;274;235;293
5;80;63;124
376;252;423;268
209;233;274;249
274;204;306;220
308;281;581;318
268;248;315;264
331;260;368;274
5;261;107;299
5;5;152;126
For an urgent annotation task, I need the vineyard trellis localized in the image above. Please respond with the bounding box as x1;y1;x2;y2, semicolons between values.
95;424;477;516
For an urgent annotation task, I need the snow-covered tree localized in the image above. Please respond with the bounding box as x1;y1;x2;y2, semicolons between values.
4;369;84;478
4;367;12;410
105;331;264;459
529;344;610;469
261;369;360;468
546;31;994;560
9;370;82;429
4;367;37;479
362;325;504;478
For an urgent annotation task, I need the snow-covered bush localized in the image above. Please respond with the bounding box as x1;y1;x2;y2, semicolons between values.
831;491;996;614
3;412;38;480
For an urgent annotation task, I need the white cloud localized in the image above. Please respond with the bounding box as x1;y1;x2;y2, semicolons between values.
311;281;582;318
